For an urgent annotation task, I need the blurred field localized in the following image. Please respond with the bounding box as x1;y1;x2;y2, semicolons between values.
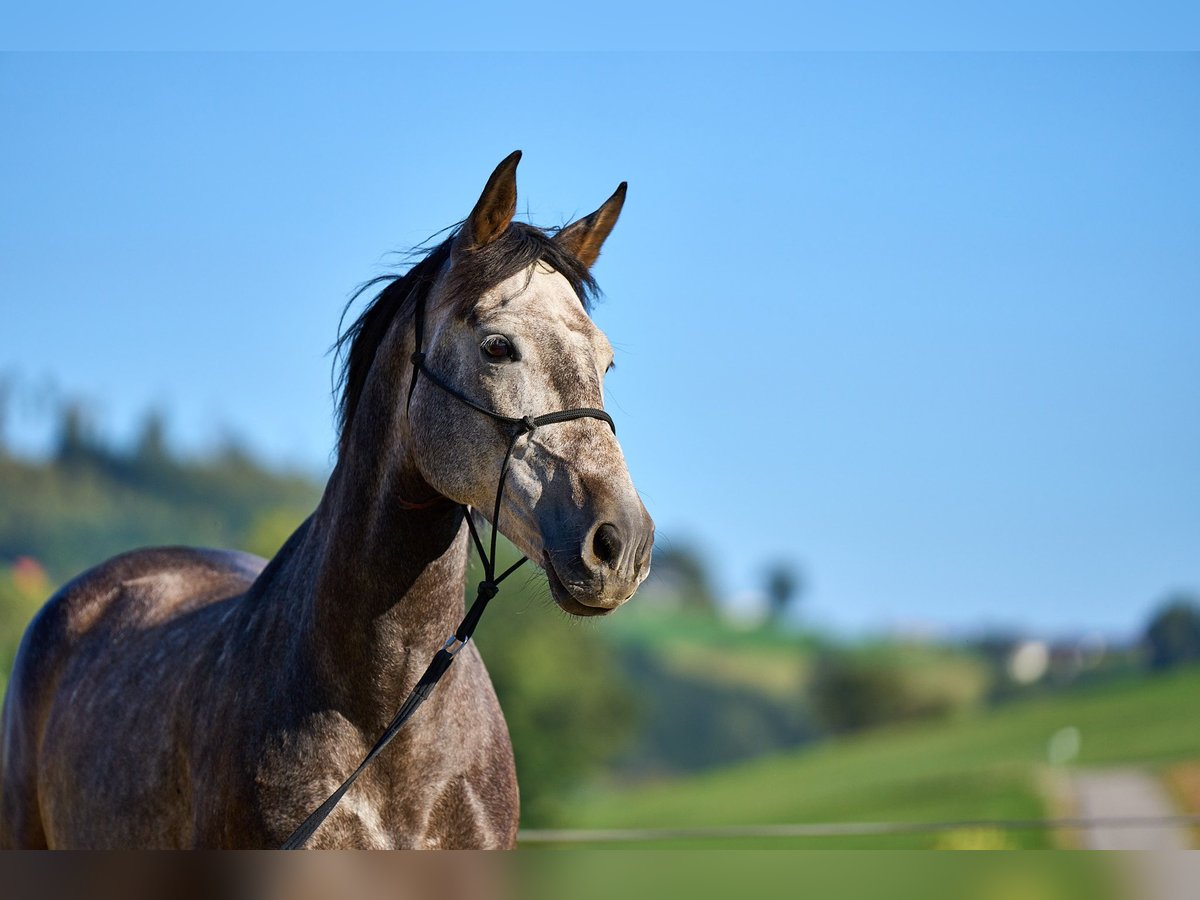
4;418;1197;840
547;667;1200;848
520;852;1124;900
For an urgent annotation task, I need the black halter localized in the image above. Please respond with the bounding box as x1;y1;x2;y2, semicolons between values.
282;294;614;850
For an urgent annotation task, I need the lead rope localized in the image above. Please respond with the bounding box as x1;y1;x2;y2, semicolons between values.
281;297;613;850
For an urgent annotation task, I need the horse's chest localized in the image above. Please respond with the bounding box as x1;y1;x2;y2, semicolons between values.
303;771;511;849
261;712;518;849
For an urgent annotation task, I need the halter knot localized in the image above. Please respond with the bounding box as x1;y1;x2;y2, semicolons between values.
520;415;538;434
410;351;425;366
476;580;499;601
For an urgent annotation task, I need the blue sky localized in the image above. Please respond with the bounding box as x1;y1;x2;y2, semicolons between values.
4;4;1199;50
2;52;1197;636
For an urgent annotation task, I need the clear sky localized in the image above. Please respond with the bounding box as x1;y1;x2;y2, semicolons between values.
2;52;1197;637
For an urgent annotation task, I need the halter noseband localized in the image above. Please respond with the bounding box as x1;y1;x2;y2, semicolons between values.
283;291;614;849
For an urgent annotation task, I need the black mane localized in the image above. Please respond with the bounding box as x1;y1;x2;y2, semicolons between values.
333;222;598;455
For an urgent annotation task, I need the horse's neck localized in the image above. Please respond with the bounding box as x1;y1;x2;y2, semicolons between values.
277;441;469;729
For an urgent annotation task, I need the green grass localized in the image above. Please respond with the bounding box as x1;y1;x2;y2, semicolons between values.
540;667;1200;849
604;607;823;652
519;852;1122;900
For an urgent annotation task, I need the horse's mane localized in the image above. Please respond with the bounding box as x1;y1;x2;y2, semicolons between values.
334;221;599;455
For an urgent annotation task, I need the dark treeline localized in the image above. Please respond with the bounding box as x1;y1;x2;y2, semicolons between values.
0;404;320;579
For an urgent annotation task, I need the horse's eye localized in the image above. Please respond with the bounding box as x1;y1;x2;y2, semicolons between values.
480;335;514;360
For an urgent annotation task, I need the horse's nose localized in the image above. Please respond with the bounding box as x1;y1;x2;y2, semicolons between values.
583;507;654;601
591;523;624;570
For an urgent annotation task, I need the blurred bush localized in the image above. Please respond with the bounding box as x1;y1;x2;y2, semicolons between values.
809;645;989;734
0;559;50;686
1143;594;1200;672
243;506;313;559
610;641;818;777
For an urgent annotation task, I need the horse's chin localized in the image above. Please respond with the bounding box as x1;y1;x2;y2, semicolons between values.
543;553;615;618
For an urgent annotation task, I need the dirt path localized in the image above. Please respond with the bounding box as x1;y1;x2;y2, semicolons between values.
1072;768;1192;850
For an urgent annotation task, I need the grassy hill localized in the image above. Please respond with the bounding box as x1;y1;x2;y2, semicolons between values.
598;605;995;779
541;666;1200;848
0;440;321;584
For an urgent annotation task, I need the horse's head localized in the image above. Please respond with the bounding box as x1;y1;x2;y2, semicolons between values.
377;152;653;616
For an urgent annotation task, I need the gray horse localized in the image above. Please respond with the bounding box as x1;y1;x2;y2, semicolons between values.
0;151;654;848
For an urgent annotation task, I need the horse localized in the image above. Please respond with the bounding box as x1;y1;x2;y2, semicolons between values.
0;151;654;849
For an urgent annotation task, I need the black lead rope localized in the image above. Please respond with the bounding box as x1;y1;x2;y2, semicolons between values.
281;297;613;850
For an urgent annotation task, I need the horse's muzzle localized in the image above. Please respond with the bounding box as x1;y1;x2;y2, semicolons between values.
543;502;654;616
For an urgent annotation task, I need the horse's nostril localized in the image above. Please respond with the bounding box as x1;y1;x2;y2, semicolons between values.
591;523;623;570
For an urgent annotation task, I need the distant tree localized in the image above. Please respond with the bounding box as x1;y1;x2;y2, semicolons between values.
133;410;171;467
764;561;803;624
0;374;11;453
650;544;718;615
1143;595;1200;672
55;401;96;465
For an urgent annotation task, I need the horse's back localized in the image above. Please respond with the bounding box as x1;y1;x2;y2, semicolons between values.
44;545;264;634
0;546;265;848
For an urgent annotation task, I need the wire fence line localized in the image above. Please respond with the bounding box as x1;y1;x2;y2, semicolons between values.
518;815;1200;844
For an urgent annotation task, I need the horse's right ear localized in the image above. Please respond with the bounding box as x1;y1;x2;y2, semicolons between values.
553;181;627;268
460;150;522;251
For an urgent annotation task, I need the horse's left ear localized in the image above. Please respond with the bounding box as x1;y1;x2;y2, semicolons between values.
554;182;627;268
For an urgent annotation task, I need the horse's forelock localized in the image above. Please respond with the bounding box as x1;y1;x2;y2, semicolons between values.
333;222;599;456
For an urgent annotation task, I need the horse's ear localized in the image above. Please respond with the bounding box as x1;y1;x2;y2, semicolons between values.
461;150;522;250
554;182;627;268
